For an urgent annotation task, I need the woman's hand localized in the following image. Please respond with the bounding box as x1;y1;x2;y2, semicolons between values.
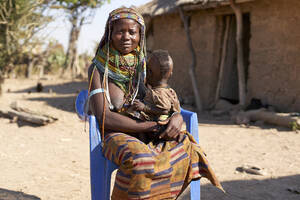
159;112;183;141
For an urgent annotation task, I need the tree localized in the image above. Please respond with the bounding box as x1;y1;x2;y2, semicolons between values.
0;0;52;93
46;40;66;74
50;0;110;78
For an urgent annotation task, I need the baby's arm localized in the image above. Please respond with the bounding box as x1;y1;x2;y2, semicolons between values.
132;99;169;115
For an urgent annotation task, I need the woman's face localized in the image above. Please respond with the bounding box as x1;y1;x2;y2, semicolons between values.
111;18;140;55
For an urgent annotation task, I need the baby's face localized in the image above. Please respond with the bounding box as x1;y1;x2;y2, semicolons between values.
146;56;161;87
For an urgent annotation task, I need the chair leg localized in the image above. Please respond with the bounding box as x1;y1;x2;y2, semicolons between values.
103;161;113;200
190;180;201;200
189;112;201;200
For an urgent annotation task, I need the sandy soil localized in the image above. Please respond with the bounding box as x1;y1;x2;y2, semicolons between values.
0;77;299;200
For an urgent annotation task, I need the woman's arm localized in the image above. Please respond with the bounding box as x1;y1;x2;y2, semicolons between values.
88;65;158;134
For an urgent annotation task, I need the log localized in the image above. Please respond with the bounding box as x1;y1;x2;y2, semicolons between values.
235;108;300;129
0;103;58;125
8;109;56;125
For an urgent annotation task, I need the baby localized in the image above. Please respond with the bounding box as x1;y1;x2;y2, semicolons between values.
131;49;181;126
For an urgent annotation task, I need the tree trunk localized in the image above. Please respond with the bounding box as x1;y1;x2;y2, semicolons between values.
74;53;84;78
38;50;49;78
26;55;34;78
229;0;247;107
5;24;11;56
178;7;203;112
39;65;44;78
63;18;81;78
0;73;4;96
26;62;33;78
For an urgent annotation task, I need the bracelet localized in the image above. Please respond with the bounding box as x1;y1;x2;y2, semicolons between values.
88;88;104;99
171;111;180;117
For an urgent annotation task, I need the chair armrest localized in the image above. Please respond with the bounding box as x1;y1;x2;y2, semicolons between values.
181;107;201;199
180;107;199;144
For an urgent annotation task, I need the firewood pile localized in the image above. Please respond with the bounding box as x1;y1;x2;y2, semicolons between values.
0;102;58;125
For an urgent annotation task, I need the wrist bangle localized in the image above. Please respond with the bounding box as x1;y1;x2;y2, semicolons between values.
171;111;180;117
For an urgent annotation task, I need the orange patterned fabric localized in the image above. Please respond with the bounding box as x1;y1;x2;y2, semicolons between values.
103;132;223;200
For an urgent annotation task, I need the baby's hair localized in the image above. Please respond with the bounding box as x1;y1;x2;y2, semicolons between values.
150;49;173;78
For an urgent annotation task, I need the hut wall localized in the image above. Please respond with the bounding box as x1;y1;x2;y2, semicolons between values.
150;12;220;109
247;0;300;112
148;0;300;112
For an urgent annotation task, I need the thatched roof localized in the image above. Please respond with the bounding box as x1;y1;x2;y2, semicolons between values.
137;0;253;17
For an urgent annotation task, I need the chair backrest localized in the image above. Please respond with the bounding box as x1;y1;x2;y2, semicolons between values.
75;90;88;121
89;115;118;200
76;90;118;200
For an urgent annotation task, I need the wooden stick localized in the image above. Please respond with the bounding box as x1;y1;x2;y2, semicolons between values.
0;109;56;125
229;0;247;106
178;7;203;112
215;16;231;103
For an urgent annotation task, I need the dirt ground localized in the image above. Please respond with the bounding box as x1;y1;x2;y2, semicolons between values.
0;77;299;200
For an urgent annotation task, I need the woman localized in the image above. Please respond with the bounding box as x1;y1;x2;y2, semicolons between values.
88;7;223;200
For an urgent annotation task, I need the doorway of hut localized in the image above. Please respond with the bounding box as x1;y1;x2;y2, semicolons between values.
218;13;250;105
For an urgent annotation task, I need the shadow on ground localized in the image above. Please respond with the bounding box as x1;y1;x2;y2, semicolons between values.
12;81;88;113
179;175;300;200
14;81;87;95
0;188;41;200
28;95;77;113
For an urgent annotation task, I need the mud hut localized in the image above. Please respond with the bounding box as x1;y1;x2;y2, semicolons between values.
138;0;300;112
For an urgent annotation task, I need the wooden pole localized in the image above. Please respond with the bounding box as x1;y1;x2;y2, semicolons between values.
178;7;203;112
215;16;231;103
229;0;247;107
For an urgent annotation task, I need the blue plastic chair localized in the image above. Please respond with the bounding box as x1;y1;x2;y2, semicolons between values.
75;90;200;200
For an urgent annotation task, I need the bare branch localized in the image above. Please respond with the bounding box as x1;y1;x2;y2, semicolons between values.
8;0;13;8
0;2;8;17
0;9;6;22
50;5;68;10
7;0;12;15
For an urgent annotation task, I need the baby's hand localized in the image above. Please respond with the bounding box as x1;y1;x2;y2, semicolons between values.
132;99;145;111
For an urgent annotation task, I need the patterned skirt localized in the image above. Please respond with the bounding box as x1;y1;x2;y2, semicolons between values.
103;131;223;200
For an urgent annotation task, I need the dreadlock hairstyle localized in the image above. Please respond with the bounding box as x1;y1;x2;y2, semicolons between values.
89;7;147;142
